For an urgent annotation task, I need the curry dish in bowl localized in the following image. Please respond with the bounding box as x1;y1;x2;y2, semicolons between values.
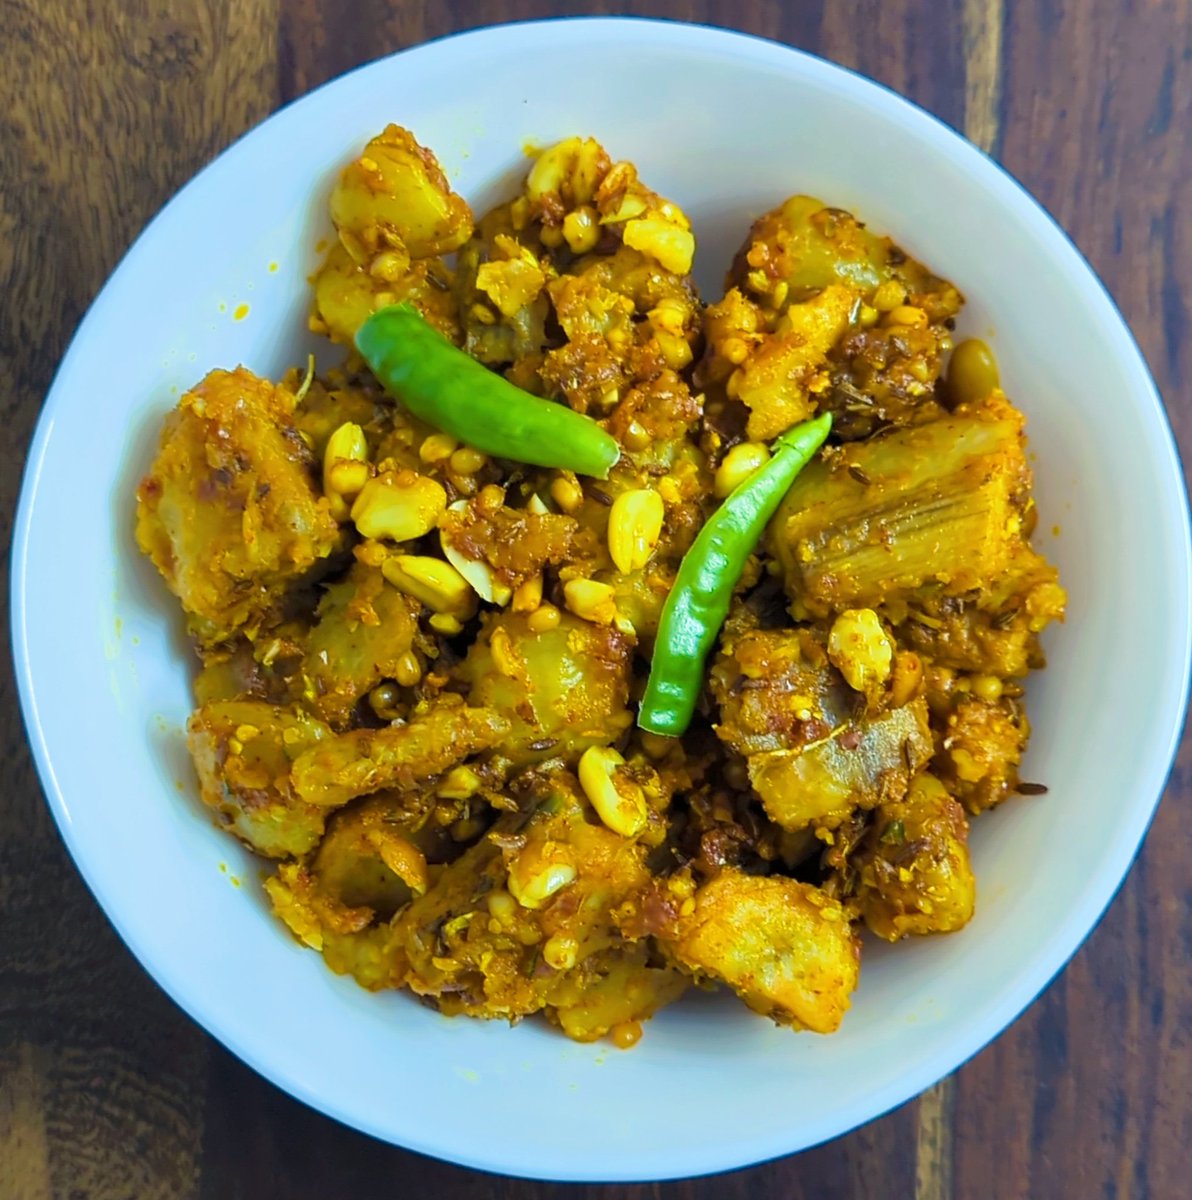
134;126;1065;1047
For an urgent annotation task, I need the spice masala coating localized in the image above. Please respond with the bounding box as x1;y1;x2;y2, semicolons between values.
136;126;1065;1045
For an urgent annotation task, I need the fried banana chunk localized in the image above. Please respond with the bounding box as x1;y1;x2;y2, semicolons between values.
187;699;333;857
289;696;511;808
312;124;471;345
854;772;976;940
665;869;860;1033
712;629;933;831
456;610;634;766
136;367;343;645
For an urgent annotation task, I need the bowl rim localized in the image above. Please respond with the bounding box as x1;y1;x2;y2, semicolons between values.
11;15;1192;1182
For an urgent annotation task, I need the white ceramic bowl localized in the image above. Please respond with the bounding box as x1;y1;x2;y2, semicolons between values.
12;17;1192;1182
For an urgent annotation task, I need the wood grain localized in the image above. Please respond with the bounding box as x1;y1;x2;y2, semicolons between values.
962;0;1005;154
1;3;277;1198
0;1044;51;1200
1;2;1189;1198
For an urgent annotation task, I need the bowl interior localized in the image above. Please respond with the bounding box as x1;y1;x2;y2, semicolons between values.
13;18;1191;1182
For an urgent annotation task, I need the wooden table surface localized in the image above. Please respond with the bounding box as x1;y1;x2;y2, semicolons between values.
2;2;1189;1196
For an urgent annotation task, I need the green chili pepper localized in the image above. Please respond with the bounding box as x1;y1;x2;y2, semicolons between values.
638;412;833;737
355;303;621;479
879;819;907;846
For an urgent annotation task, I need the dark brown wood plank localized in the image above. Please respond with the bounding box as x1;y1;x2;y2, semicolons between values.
0;2;278;1199
198;1038;910;1200
2;1;1189;1197
949;1;1192;1197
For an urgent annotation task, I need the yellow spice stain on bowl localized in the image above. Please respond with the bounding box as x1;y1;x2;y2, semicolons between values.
233;303;250;321
268;261;279;273
1052;524;1062;537
218;301;227;313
